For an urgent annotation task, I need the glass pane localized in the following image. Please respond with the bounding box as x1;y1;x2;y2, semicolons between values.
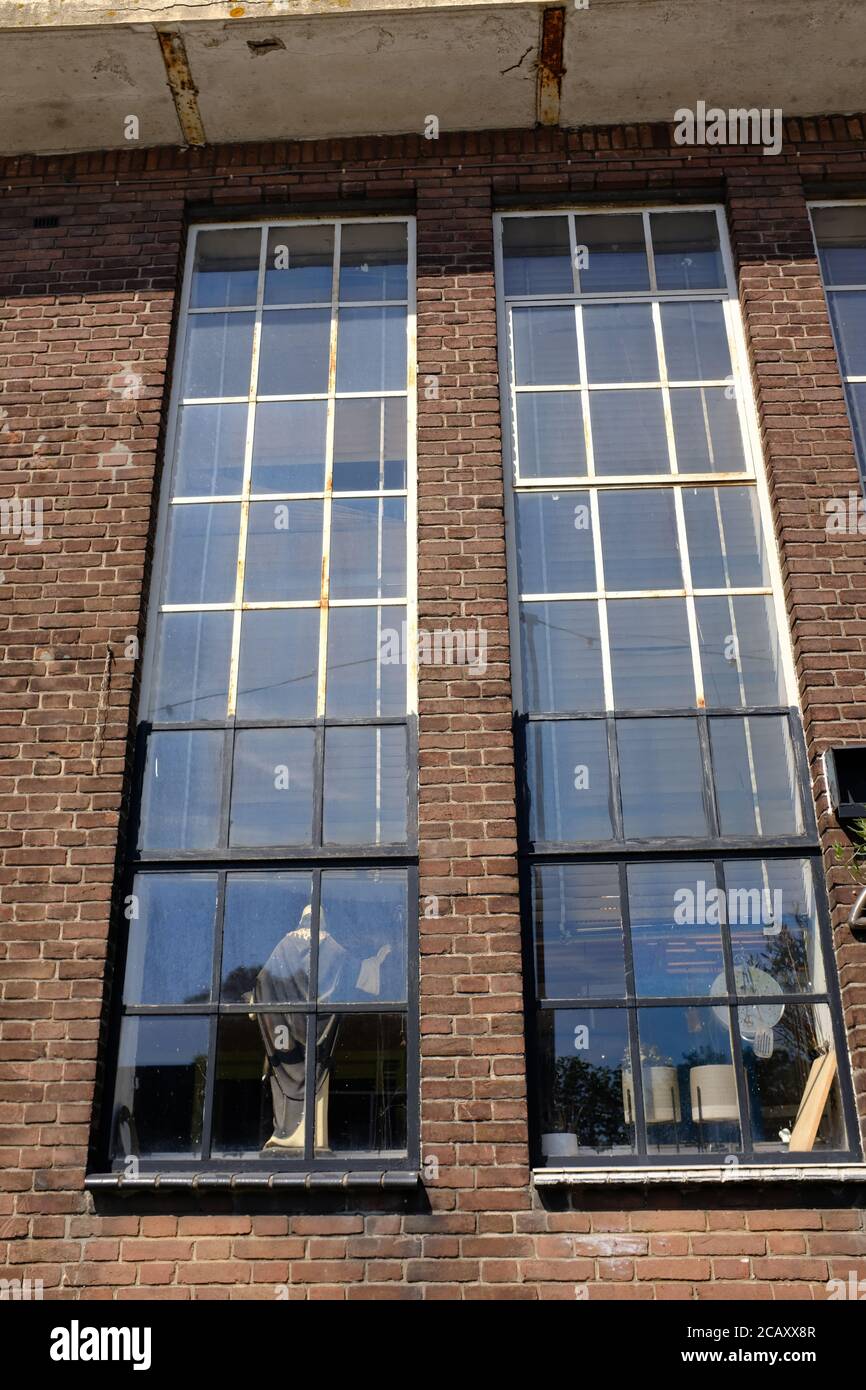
515;392;585;478
336;307;406;392
181;312;254;399
191;228;260;309
229;728;315;847
844;380;866;464
112;1017;208;1159
650;211;725;291
574;212;650;293
326;605;406;717
333;397;407;492
243;500;323;602
340;222;408;302
519;600;604;713
537;1009;635;1159
525;720;614;844
697;596;786;708
250;401;327;493
502;215;573;296
812;204;866;286
258;309;331;396
329;497;406;600
173;403;247;497
617;718;708;838
138;730;224;851
740;1003;846;1153
683;486;769;588
828;290;866;376
323;726;407;845
532;863;625;999
607;599;694;709
710;715;803;837
599;489;683;590
150;611;233;722
220;872;314;1003
316;1013;408;1155
583;304;658;383
512;306;579;385
264;224;334;304
661;301;731;381
236;608;319;719
163;503;240;605
123;873;217;1006
514;492;595;594
211;1013;282;1155
671;387;747;473
722;859;825;995
627;861;722;997
320;869;408;1004
589;389;670;476
636;1006;740;1154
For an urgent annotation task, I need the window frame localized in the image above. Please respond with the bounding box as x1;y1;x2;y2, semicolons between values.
808;198;866;491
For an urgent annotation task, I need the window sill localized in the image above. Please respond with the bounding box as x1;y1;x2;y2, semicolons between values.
86;1170;419;1192
533;1163;866;1187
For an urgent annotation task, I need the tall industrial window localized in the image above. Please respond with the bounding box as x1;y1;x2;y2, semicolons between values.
496;207;858;1166
810;203;866;487
103;219;418;1173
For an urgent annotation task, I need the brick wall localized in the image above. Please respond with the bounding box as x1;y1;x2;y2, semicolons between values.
0;118;865;1300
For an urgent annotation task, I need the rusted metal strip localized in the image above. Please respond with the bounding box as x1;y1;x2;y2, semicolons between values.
157;30;206;148
536;7;566;128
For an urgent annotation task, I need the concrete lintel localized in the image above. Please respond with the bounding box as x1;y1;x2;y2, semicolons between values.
1;0;547;31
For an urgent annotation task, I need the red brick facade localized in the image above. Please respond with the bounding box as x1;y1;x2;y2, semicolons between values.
1;118;865;1300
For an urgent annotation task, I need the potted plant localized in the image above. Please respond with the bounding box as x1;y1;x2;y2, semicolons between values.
621;1042;680;1124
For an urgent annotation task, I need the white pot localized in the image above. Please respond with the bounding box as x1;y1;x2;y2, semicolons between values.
622;1065;681;1124
541;1131;579;1158
689;1064;738;1123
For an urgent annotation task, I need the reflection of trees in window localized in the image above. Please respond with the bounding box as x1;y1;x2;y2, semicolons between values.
551;1056;626;1150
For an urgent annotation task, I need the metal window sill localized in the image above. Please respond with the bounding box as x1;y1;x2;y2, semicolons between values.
86;1170;419;1192
534;1163;866;1187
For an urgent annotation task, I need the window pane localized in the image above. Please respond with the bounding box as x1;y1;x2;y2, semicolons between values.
599;489;683;590
329;497;406;600
574;212;650;293
181;312;254;398
236;609;319;719
650;211;725;291
112;1017;208;1159
512;306;579;385
627;861;722;997
258;309;331;395
670;387;747;473
812;204;866;286
608;599;694;709
589;389;670;476
519;600;604;713
502;215;573;296
163;503;240;605
333;396;407;492
636;1006;740;1154
740;1003;846;1153
525;720;614;844
191;228;260;309
661;301;731;381
827;290;866;376
697;596;786;708
722;859;825;995
139;730;225;851
264;224;333;304
250;401;327;493
123;873;217;1006
538;1009;635;1158
220;872;314;1003
515;492;595;594
327;605;406;717
683;486;769;589
229;728;315;847
243;500;323;602
150;612;232;722
710;715;803;837
320;869;408;1004
532;863;626;999
336;307;406;392
316;1013;408;1155
211;1013;281;1155
583;303;658;383
323;726;408;845
174;403;247;497
515;392;585;478
340;222;408;302
843;379;866;463
617;718;708;838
